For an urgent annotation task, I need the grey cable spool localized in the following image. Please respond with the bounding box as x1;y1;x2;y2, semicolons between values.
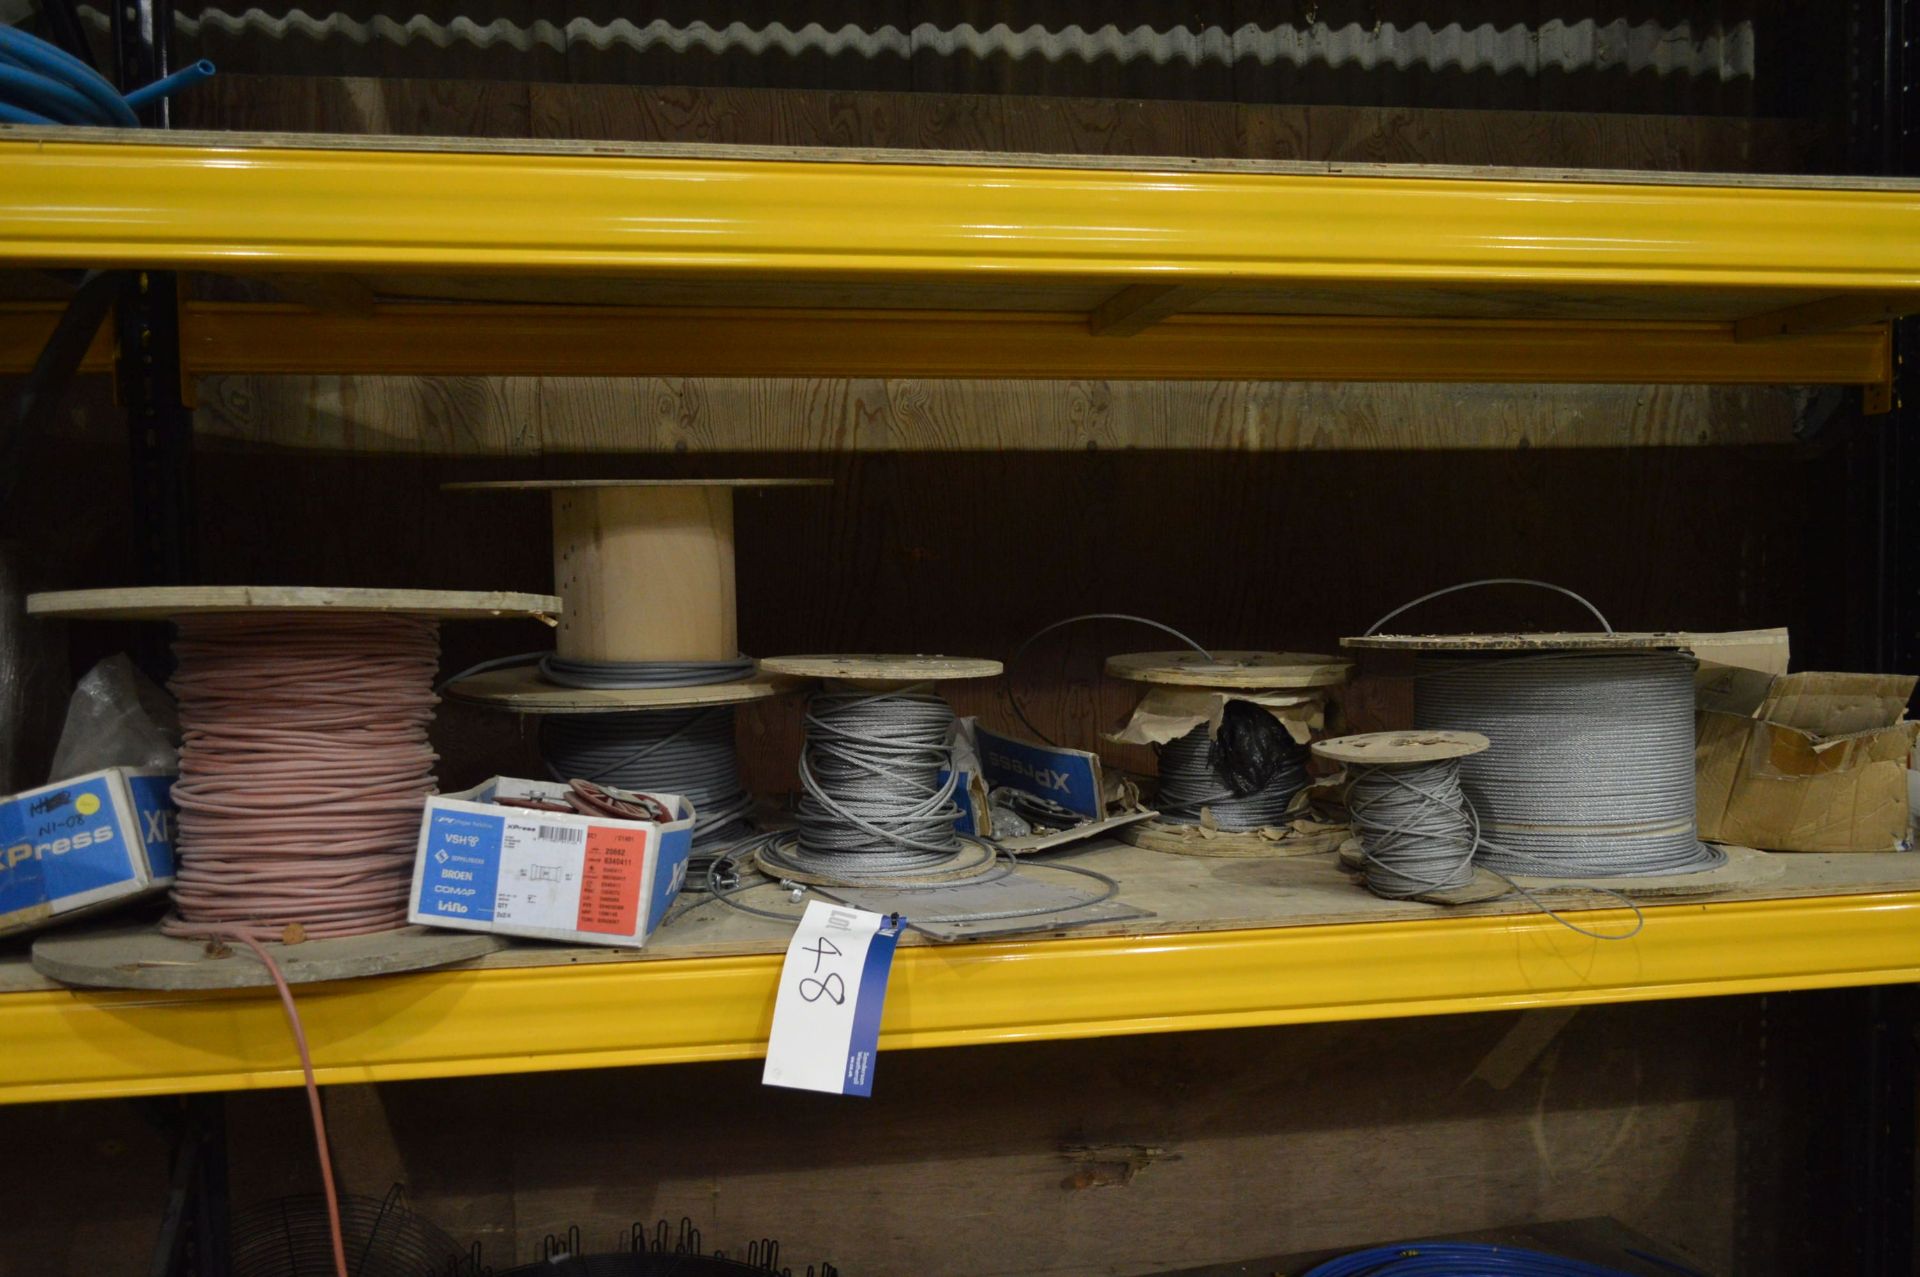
1106;650;1351;857
1412;650;1722;877
1314;730;1491;899
1346;580;1723;880
753;655;1002;887
440;480;831;875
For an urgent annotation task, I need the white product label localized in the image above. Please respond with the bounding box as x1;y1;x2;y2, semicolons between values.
492;816;584;929
762;900;902;1097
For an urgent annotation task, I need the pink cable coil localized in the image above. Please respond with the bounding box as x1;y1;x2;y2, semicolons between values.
161;612;442;942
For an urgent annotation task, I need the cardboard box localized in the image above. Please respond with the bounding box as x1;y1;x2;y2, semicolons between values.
1695;671;1919;853
0;767;177;938
972;723;1155;851
410;777;694;948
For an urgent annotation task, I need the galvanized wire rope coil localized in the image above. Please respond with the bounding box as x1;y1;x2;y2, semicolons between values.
1344;758;1480;898
1153;724;1307;831
757;686;988;882
1413;650;1722;877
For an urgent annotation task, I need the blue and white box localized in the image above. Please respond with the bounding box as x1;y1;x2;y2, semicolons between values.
0;766;177;938
410;776;695;949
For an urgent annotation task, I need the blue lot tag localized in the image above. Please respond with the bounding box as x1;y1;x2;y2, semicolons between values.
762;900;903;1097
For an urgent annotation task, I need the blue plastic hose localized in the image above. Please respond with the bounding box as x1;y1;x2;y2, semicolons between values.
123;58;215;111
1302;1242;1639;1276
0;24;211;127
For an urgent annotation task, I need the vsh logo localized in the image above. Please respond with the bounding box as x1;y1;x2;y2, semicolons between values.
2;822;115;871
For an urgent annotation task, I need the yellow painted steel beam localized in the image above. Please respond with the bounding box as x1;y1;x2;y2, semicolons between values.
0;302;1894;387
2;891;1918;1105
4;135;1920;295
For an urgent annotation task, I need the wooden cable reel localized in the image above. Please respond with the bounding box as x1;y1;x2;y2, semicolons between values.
442;479;829;709
22;586;559;988
1106;649;1354;858
753;655;1003;886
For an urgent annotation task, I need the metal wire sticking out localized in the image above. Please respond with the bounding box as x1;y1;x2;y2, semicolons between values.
757;686;984;881
1345;758;1480;898
1153;722;1307;831
1414;650;1722;877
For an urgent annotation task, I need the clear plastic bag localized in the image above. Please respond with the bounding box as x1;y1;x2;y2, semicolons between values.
47;654;180;780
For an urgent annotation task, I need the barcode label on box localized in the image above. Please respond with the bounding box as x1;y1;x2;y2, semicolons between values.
538;825;584;844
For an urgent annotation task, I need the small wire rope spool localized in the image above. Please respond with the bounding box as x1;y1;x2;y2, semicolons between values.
1313;730;1489;898
751;656;1002;887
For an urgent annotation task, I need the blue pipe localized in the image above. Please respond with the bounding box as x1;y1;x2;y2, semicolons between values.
0;26;137;127
0;26;212;127
0;58;98;124
0;100;52;124
123;58;215;111
1302;1242;1638;1276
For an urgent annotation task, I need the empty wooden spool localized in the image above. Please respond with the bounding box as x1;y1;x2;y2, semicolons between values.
446;479;828;666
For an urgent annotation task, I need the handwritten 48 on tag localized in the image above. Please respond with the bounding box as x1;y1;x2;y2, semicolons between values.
763;900;902;1097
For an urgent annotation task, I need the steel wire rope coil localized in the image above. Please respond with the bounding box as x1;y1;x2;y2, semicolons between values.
757;686;991;882
1413;649;1722;877
1152;724;1307;831
162;612;440;940
1345;757;1481;898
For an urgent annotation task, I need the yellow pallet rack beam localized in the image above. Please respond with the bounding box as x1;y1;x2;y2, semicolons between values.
3;890;1917;1105
2;131;1915;397
3;132;1920;292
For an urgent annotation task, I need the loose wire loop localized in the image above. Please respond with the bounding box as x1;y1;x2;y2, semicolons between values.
1003;612;1212;747
163;612;442;941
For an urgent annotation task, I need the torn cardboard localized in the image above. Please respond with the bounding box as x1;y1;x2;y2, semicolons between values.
1108;687;1324;748
1696;671;1920;853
